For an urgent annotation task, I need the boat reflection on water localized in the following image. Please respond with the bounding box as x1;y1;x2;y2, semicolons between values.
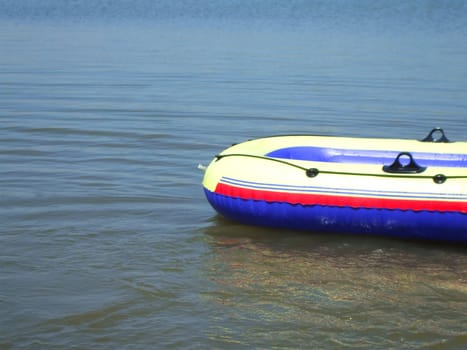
202;216;467;347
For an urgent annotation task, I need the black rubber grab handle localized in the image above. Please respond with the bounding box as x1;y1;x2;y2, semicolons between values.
421;128;450;143
383;152;427;174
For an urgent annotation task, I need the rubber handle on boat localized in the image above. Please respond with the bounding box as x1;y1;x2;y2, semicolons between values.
383;152;427;174
421;128;450;142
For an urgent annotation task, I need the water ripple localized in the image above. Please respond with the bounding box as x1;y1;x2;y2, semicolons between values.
1;13;466;349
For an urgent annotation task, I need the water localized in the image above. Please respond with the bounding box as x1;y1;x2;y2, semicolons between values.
1;1;466;348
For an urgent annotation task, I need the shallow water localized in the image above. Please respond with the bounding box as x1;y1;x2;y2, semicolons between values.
1;1;466;349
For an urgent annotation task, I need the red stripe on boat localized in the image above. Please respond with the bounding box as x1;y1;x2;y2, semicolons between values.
215;182;467;213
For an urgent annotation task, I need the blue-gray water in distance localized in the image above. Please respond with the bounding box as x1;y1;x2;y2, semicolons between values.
1;1;466;349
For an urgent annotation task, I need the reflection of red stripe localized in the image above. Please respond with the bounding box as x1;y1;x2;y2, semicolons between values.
215;182;467;213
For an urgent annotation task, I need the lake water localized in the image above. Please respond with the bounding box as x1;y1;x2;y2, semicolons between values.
1;1;466;349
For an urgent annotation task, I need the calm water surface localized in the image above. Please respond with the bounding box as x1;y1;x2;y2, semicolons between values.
1;1;466;349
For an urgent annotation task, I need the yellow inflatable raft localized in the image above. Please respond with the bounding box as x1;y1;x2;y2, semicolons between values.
202;128;467;242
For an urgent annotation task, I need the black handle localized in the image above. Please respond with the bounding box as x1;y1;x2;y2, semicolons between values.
383;152;426;174
421;128;450;143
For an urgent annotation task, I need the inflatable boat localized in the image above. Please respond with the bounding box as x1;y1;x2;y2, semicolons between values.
202;128;467;242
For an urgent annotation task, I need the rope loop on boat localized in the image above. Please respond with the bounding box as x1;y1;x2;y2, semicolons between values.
215;153;467;184
306;168;319;178
433;174;447;184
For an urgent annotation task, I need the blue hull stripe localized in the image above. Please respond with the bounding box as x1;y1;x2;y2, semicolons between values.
204;189;467;243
